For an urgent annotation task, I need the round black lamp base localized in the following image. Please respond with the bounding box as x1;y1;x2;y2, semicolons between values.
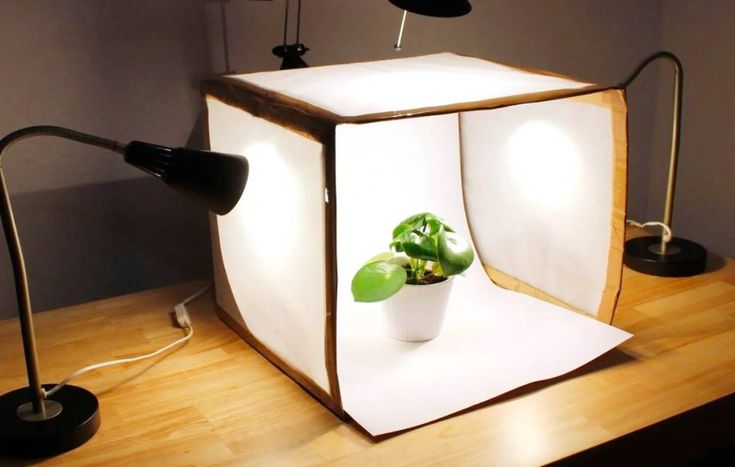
0;384;100;458
624;236;707;277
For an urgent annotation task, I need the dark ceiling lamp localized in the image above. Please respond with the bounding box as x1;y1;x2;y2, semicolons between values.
389;0;472;17
389;0;472;50
272;0;309;70
0;126;247;457
620;52;707;277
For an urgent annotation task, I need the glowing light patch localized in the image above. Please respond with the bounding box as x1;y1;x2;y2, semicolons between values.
234;142;299;263
507;121;581;209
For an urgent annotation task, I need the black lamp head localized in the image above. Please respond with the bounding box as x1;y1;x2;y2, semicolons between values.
124;141;248;215
389;0;472;17
272;43;310;70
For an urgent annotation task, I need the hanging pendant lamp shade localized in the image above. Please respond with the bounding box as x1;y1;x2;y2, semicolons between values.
272;44;309;70
388;0;471;17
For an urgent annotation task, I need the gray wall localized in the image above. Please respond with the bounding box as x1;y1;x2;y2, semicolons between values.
0;0;213;318
652;0;735;259
0;1;731;319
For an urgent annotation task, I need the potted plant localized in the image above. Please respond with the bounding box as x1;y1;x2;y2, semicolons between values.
351;212;475;342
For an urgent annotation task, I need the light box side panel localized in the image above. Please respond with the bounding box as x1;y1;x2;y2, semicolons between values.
206;96;330;392
460;93;619;317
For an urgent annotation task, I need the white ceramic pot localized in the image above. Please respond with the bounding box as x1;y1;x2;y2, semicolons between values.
381;277;454;342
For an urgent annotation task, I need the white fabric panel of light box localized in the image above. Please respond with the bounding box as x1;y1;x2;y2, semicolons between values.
234;53;590;117
206;97;330;392
461;97;614;315
335;114;630;436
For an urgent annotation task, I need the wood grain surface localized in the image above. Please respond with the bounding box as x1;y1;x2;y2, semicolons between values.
1;229;733;466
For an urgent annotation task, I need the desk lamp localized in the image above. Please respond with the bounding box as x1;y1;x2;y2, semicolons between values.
0;126;248;457
390;0;472;50
620;51;708;276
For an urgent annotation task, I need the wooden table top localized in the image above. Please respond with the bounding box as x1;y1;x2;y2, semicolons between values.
1;235;734;465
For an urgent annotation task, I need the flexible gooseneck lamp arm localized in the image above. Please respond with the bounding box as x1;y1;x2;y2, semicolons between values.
0;127;126;417
619;51;683;255
0;126;247;457
619;51;707;276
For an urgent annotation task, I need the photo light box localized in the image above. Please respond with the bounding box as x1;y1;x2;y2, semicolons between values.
203;53;631;436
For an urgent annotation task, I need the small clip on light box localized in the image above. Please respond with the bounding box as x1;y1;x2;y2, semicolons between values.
204;53;632;437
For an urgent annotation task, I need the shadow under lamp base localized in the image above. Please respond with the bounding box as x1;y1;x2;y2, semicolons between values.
0;385;100;458
624;236;707;277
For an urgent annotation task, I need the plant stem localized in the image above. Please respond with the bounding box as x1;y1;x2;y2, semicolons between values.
409;257;418;283
417;217;427;281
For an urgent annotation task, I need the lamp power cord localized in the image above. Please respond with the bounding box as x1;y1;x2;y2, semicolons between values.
626;219;673;243
42;283;212;399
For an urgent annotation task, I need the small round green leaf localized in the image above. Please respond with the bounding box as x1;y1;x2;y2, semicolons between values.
363;252;394;266
351;261;407;303
437;229;475;276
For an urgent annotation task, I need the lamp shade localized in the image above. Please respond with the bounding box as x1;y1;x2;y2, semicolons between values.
272;43;309;70
389;0;471;17
124;141;248;215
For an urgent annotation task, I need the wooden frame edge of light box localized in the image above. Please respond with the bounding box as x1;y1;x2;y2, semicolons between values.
201;78;628;425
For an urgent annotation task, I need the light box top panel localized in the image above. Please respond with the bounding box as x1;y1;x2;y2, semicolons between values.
222;53;600;122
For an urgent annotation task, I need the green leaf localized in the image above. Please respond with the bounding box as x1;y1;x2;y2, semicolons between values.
394;212;455;236
351;261;407;302
437;229;475;276
425;218;443;235
363;252;394;266
388;255;410;267
400;231;438;261
390;237;405;253
392;212;430;238
394;212;428;228
391;222;413;241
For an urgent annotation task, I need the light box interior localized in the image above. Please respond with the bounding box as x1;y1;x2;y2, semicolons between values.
334;111;628;435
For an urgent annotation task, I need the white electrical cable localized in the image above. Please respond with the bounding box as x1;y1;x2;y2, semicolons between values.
43;283;212;399
626;219;673;243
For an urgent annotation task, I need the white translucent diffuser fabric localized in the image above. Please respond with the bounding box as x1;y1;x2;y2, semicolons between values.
208;97;330;391
235;53;590;118
462;98;614;314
